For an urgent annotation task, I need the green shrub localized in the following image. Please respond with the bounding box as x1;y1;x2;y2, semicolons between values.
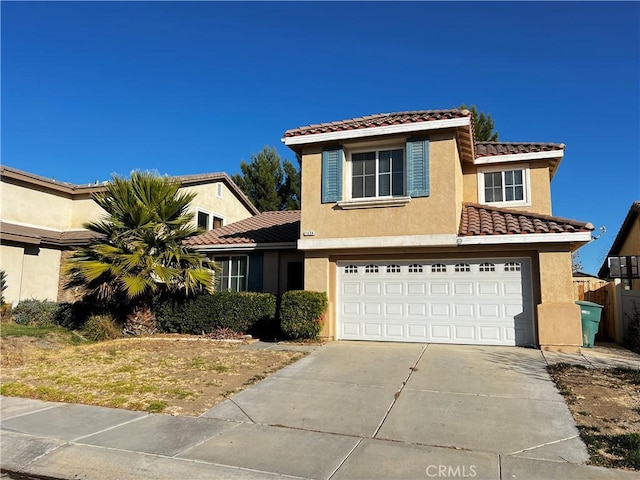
155;292;276;335
279;291;328;340
52;301;94;329
82;314;122;342
12;299;59;326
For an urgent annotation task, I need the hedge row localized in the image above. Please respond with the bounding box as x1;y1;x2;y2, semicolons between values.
8;290;329;340
155;291;277;335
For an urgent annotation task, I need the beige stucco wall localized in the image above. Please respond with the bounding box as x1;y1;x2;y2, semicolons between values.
183;182;254;227
462;162;552;215
536;248;582;351
300;131;461;239
618;215;640;256
70;195;107;228
1;244;25;304
1;181;73;229
0;244;62;303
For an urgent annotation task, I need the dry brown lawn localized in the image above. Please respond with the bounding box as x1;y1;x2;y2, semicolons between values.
1;333;305;416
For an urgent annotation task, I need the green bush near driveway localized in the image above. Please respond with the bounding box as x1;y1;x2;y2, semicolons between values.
279;290;328;340
155;291;276;335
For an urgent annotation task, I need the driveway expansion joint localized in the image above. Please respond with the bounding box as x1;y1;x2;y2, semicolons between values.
505;434;583;457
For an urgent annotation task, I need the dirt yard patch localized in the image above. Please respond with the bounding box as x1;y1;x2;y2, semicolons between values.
1;334;306;416
548;364;640;470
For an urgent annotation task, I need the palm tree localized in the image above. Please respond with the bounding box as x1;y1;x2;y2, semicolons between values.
65;171;215;335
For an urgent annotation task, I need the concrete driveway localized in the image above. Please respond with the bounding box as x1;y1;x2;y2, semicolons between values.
5;342;637;479
195;342;589;479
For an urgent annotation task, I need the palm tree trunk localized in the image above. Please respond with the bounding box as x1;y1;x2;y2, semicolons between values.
123;303;157;336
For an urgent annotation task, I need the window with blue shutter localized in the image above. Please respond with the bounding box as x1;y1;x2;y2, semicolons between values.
406;139;430;197
322;148;343;203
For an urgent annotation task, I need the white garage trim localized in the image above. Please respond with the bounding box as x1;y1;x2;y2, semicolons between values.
337;258;535;346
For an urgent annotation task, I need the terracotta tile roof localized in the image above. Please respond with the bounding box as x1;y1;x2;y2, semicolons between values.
0;221;98;247
284;109;471;138
459;203;594;236
475;142;565;157
185;210;301;247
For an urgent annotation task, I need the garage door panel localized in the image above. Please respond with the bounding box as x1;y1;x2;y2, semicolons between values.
407;283;426;295
384;303;404;316
363;282;382;295
384;282;404;295
429;282;449;295
364;302;381;315
454;304;474;317
407;324;428;339
408;303;427;316
454;325;476;340
343;282;360;295
430;303;450;317
338;259;534;346
478;282;499;295
385;324;404;338
478;304;500;318
453;282;474;295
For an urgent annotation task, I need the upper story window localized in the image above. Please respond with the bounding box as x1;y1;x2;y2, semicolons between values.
197;210;224;230
351;148;404;199
478;166;530;207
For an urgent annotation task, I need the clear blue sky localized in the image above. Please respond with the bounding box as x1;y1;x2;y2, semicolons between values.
2;1;639;275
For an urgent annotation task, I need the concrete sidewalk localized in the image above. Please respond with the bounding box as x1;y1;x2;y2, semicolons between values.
2;342;639;480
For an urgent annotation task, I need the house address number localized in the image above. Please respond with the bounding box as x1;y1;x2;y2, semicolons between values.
303;231;316;237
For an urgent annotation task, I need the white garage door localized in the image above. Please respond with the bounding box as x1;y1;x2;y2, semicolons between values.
337;259;534;346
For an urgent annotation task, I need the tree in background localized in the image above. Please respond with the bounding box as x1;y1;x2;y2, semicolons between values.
64;171;215;336
572;251;583;273
459;104;499;142
232;146;300;211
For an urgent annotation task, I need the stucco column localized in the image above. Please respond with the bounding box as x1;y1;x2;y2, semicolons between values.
304;254;334;340
537;249;582;352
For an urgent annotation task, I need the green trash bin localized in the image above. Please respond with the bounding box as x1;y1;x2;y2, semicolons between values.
576;300;604;348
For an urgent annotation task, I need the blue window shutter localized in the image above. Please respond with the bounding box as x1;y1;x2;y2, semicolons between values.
406;139;430;197
321;148;343;203
247;253;263;292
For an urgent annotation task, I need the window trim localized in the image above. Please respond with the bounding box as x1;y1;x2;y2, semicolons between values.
195;208;225;230
213;255;248;292
477;164;531;207
346;144;406;201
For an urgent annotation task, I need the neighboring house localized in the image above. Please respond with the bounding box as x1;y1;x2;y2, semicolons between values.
277;109;593;351
185;210;303;295
598;201;640;342
0;165;258;304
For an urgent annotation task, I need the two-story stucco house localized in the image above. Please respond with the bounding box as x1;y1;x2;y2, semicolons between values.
274;109;593;352
0;166;259;305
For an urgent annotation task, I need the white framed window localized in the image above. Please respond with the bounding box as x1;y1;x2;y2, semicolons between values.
213;256;247;292
504;262;521;272
479;262;496;272
454;263;471;273
365;265;379;274
431;264;447;273
344;265;358;274
408;264;423;273
387;264;401;273
477;165;530;207
196;209;224;230
349;147;404;199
